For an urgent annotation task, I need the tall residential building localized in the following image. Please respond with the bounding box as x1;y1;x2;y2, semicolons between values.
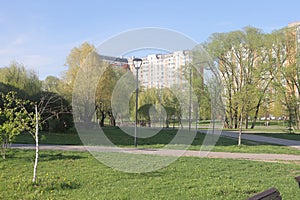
128;50;191;89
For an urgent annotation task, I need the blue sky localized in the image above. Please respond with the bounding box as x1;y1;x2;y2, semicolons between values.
1;0;299;79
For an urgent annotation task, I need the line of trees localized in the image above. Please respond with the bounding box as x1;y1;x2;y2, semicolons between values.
203;26;300;130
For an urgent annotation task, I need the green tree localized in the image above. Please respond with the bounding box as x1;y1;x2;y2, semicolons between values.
0;92;32;159
96;64;126;127
42;75;61;93
0;62;41;97
60;42;96;102
72;51;106;124
137;88;160;127
271;27;300;130
204;26;274;130
160;88;181;128
182;63;211;122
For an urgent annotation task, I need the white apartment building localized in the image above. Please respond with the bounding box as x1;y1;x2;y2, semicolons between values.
128;50;191;89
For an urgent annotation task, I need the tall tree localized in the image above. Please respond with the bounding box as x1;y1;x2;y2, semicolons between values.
204;26;274;131
95;65;126;127
269;29;299;129
72;51;106;124
60;42;96;102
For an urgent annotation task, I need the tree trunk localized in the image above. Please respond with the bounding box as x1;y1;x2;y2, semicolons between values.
99;111;106;127
178;116;183;129
1;132;6;159
229;111;233;129
1;144;5;159
251;103;260;129
293;104;298;130
238;112;243;146
245;114;249;129
109;112;116;127
32;105;39;183
234;110;238;129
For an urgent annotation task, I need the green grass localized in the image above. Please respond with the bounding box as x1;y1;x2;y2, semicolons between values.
1;149;300;199
246;132;300;141
220;120;300;133
14;127;300;155
16;132;83;145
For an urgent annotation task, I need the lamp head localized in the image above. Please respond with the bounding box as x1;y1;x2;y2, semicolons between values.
133;58;143;70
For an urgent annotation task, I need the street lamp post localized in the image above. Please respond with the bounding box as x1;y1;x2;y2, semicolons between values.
133;58;142;147
189;64;192;132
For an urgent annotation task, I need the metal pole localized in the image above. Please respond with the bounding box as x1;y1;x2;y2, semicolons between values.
134;68;139;147
189;65;192;132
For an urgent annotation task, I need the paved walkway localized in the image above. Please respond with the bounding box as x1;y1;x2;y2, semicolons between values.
220;131;300;149
10;143;300;162
10;130;300;162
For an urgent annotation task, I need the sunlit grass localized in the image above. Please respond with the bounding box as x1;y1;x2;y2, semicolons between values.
1;149;300;199
246;133;300;141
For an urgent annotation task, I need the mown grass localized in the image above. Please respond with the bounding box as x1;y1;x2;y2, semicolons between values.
246;132;300;141
1;149;300;199
16;132;83;145
14;127;300;155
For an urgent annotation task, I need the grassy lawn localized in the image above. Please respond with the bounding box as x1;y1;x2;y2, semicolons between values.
14;127;300;155
16;132;83;145
1;149;300;199
246;132;300;141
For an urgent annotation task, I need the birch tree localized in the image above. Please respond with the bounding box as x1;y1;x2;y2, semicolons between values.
4;92;70;183
21;93;69;183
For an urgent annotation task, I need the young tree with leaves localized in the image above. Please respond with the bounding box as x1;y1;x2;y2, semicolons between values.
0;91;70;183
0;92;32;159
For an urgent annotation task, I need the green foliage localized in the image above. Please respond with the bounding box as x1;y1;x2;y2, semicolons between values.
203;26;285;129
95;63;127;126
48;113;73;133
42;76;61;93
59;42;96;102
0;64;71;131
0;92;34;158
181;64;212;120
0;82;27;99
0;62;41;97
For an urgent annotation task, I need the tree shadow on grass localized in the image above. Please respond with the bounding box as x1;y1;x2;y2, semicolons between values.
39;153;85;161
3;149;86;162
